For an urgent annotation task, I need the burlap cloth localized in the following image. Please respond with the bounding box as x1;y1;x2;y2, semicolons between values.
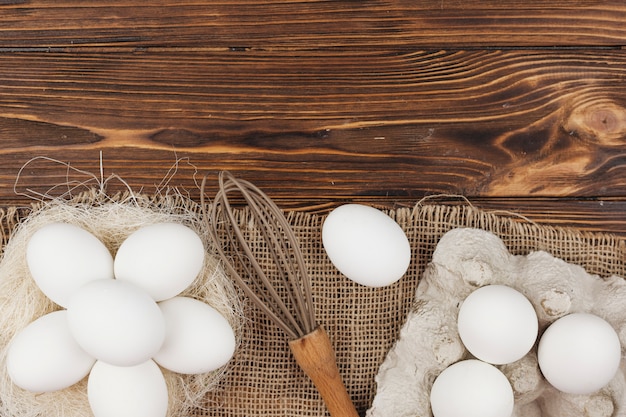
1;196;624;416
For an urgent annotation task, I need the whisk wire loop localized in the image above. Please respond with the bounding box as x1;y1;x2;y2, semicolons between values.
245;191;312;333
202;171;317;340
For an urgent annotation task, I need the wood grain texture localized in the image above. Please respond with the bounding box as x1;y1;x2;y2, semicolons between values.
1;2;626;236
0;1;625;48
1;49;625;204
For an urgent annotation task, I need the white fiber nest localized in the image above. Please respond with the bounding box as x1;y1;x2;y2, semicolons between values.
0;189;244;417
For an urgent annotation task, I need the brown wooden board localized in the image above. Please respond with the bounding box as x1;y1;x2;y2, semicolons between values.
0;1;625;48
1;50;625;200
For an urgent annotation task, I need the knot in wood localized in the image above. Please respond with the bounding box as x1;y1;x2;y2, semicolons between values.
565;100;626;145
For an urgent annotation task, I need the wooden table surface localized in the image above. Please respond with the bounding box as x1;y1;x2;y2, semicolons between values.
1;1;626;235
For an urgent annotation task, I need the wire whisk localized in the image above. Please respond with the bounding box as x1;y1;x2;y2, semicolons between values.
202;171;359;417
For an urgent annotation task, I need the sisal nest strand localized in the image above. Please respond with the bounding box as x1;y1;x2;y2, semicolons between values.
0;188;244;417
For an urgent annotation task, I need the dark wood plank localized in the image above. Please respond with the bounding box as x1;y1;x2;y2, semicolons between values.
270;197;626;237
8;155;626;235
0;1;625;49
1;49;625;207
2;49;624;134
414;197;626;237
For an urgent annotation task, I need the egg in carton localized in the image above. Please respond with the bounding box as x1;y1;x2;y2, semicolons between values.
367;227;626;417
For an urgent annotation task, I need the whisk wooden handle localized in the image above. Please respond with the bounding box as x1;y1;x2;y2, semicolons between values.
289;327;360;417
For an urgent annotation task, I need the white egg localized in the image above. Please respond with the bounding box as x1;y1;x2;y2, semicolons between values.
430;359;514;417
6;310;95;392
322;204;411;287
26;222;114;307
458;284;538;365
88;359;168;417
538;312;621;394
154;296;236;374
114;222;205;301
66;279;166;367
